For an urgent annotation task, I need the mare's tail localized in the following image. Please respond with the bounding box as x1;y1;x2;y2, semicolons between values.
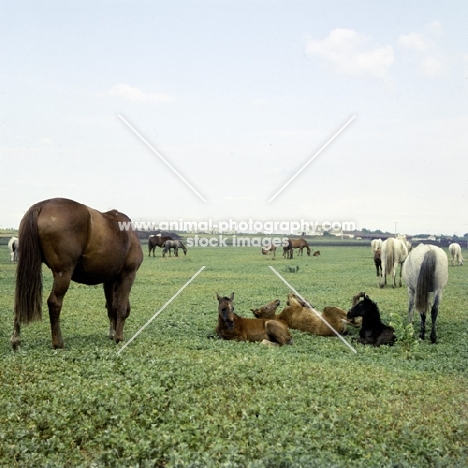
14;204;43;323
415;250;436;314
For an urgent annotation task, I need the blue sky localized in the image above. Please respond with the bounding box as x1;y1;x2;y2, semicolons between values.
1;1;467;235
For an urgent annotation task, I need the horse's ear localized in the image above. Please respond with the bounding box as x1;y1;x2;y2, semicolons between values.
216;293;221;301
230;292;234;301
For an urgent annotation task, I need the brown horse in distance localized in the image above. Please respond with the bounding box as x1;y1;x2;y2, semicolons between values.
148;234;174;256
11;198;143;350
285;238;311;259
216;293;292;346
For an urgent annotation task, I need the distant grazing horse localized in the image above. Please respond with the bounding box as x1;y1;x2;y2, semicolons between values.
11;198;143;350
373;248;382;277
252;293;357;337
379;237;409;288
216;293;292;346
148;234;173;256
449;243;463;266
8;236;19;262
162;239;187;257
347;292;396;346
261;245;276;257
371;238;382;254
402;244;448;343
286;238;311;259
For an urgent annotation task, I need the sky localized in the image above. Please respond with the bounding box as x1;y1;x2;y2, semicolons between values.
1;1;468;236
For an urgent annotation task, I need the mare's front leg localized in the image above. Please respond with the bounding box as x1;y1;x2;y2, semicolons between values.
47;271;72;349
113;273;137;343
104;281;117;340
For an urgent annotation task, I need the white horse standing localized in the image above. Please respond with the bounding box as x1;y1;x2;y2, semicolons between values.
379;237;409;288
8;236;19;262
402;244;448;343
448;243;463;266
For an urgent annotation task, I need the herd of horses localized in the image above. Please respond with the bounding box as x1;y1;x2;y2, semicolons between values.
6;197;463;350
261;238;320;259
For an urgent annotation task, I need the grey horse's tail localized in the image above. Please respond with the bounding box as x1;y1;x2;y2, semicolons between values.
415;249;436;313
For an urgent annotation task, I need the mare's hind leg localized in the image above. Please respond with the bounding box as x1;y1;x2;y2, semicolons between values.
47;271;72;349
419;312;426;340
407;288;415;324
430;294;440;344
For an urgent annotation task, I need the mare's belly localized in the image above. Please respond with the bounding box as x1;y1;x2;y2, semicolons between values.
71;258;122;285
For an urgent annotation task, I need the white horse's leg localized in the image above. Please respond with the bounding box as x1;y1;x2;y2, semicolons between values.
430;292;441;343
407;288;415;323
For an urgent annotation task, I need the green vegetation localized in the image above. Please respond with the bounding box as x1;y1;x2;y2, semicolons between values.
0;245;467;467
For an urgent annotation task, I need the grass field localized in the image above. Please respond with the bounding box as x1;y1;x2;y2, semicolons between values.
0;243;467;467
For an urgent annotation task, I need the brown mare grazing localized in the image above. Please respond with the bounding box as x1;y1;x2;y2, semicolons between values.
148;234;174;256
216;293;292;346
11;198;143;350
252;293;359;336
261;245;276;257
374;248;382;277
285;238;311;259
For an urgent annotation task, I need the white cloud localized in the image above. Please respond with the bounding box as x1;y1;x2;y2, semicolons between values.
420;56;445;76
398;33;431;52
398;22;448;77
108;83;175;103
305;28;394;78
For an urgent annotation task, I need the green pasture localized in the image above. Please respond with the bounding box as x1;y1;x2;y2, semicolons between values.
0;244;467;467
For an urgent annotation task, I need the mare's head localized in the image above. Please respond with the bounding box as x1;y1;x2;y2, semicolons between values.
217;293;235;329
306;247;311;256
251;299;281;318
347;294;377;320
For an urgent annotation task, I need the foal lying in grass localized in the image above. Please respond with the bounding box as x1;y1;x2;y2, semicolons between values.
347;292;396;346
251;293;359;337
216;293;292;346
